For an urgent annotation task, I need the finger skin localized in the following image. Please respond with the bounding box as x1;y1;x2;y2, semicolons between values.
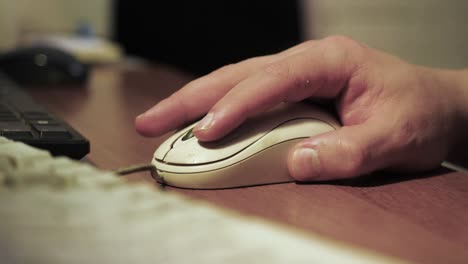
287;67;461;181
193;36;365;141
135;56;272;136
287;118;405;181
287;124;380;181
136;35;468;182
134;43;313;137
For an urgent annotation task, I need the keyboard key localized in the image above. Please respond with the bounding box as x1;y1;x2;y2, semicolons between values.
0;121;29;130
23;112;52;120
29;120;59;126
0;107;19;120
0;106;11;112
0;114;19;121
32;124;71;139
2;131;33;139
0;122;33;139
0;72;89;159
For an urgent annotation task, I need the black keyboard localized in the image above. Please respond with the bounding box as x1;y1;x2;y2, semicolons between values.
0;71;89;159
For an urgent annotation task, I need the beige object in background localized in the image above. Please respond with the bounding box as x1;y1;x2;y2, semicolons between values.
301;0;468;69
32;34;123;64
1;0;466;68
0;0;112;52
0;1;19;51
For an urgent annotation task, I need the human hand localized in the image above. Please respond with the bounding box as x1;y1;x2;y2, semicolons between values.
135;36;468;181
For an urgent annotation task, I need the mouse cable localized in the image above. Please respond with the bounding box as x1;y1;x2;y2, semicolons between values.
441;161;468;174
113;164;156;176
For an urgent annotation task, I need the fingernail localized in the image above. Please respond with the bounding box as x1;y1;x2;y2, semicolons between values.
291;147;321;180
194;112;215;131
136;113;146;119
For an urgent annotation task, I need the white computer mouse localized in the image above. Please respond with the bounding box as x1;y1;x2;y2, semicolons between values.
151;102;341;189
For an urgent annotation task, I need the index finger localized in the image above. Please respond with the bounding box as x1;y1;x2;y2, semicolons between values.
193;36;365;141
134;41;314;137
135;56;272;137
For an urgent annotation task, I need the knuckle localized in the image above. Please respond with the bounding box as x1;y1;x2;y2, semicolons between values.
243;55;269;64
193;63;237;85
183;80;202;93
262;61;291;80
300;39;317;49
238;55;275;71
321;35;365;61
323;35;361;49
211;63;237;76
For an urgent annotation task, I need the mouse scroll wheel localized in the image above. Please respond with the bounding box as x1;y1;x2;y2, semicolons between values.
181;128;195;141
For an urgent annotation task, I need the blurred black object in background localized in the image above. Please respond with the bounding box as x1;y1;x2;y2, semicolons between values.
114;1;301;75
0;46;89;86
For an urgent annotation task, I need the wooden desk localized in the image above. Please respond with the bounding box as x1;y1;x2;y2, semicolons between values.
29;64;468;264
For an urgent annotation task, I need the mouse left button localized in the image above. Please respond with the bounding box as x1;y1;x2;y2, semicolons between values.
153;124;197;161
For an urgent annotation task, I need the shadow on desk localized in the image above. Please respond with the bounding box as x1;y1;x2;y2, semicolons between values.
308;167;452;188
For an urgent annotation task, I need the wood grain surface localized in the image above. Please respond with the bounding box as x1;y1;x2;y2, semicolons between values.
29;64;468;264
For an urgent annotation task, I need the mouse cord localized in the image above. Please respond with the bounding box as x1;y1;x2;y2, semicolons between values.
113;164;156;176
441;161;468;174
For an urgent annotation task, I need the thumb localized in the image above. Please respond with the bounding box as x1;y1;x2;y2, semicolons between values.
287;123;388;181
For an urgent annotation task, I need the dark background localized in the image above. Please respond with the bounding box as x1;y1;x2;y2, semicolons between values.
114;1;301;75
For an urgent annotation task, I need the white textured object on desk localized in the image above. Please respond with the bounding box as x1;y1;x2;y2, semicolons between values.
0;137;404;264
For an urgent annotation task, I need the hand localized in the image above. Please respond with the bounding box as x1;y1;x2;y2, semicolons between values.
135;35;468;181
